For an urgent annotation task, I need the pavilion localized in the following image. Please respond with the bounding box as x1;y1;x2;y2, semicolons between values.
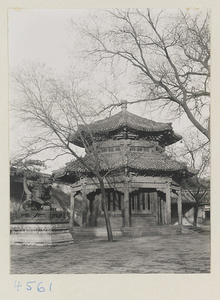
53;101;197;236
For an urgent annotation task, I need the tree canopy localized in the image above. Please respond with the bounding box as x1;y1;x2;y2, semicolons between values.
71;9;210;140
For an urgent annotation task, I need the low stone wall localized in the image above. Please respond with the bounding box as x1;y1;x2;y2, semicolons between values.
130;214;157;227
96;214;123;228
122;225;181;237
10;223;74;246
95;213;157;228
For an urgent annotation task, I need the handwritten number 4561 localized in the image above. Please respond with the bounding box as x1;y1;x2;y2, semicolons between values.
14;281;52;292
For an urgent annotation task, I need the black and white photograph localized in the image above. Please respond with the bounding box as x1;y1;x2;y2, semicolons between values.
9;8;211;276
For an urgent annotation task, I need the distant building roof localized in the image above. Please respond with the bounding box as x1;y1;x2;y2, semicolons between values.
171;189;210;204
10;166;51;182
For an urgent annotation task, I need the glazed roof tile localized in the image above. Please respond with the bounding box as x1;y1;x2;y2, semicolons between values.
83;110;172;133
69;110;182;146
53;151;196;179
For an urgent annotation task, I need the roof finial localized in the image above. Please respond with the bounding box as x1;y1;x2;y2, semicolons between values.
121;100;127;112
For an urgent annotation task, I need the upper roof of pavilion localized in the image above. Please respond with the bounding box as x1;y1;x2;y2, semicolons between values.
69;101;182;148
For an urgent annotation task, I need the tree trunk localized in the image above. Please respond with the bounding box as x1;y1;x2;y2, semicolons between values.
194;204;199;227
23;175;32;201
177;189;182;226
99;179;113;242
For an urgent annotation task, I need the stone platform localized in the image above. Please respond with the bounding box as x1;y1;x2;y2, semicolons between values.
71;225;182;239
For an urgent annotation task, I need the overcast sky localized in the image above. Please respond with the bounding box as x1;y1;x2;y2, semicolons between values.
9;10;86;71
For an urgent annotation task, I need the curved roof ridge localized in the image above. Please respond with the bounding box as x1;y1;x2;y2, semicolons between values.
76;109;172;133
124;110;171;128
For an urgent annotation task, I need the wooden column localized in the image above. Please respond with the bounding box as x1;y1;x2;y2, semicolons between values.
177;189;182;226
155;193;159;224
123;179;130;227
157;195;161;225
161;199;165;225
139;193;143;212
165;183;171;225
81;182;88;227
69;191;75;229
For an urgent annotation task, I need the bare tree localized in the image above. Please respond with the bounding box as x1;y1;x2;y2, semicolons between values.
11;62;114;241
167;133;210;226
181;136;210;226
72;9;210;140
182;177;210;227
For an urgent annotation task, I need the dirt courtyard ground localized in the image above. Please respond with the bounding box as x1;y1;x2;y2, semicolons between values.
10;228;210;274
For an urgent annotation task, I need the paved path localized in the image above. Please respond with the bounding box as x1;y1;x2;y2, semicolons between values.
10;230;210;274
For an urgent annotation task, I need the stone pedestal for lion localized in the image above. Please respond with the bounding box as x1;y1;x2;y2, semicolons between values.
11;210;73;246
